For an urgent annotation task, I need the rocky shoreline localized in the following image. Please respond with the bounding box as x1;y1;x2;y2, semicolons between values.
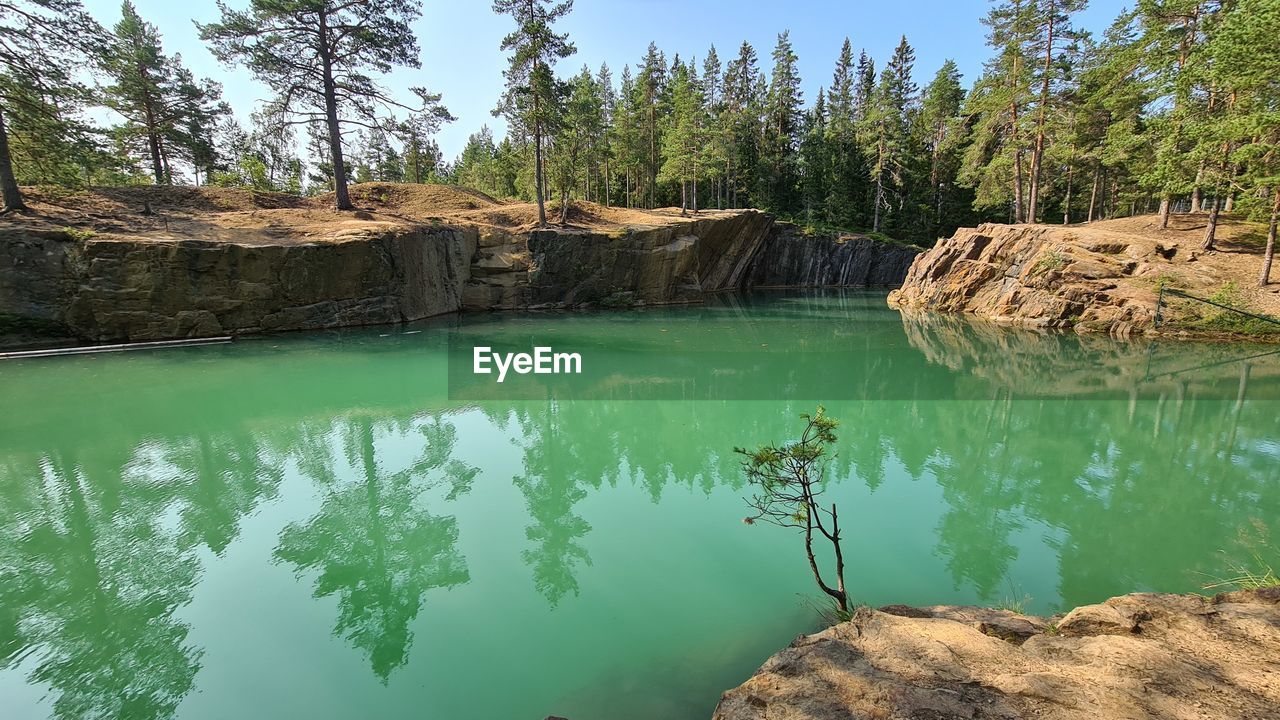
713;587;1280;720
888;216;1280;339
0;196;918;346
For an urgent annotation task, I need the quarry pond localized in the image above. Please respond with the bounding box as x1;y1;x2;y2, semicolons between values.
1;290;1278;720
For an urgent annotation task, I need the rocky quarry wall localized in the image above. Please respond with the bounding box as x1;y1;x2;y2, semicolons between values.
1;211;919;344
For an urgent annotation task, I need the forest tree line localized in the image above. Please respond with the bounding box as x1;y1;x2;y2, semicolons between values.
0;0;1276;249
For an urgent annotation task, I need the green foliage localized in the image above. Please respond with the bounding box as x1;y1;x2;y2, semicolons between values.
737;406;850;613
1170;281;1280;335
198;0;450;208
103;1;228;185
1031;250;1068;275
61;226;95;241
1203;520;1280;591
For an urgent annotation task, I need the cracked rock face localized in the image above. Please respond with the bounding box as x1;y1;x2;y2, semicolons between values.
0;226;477;343
888;224;1166;337
2;210;920;345
712;588;1280;720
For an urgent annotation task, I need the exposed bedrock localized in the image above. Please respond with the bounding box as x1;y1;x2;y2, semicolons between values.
714;588;1280;720
744;223;921;288
1;210;920;344
462;213;921;311
1;225;476;343
888;223;1174;337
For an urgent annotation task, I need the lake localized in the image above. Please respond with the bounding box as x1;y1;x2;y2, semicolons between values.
1;290;1277;720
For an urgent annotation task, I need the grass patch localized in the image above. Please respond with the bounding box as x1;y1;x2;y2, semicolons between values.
1170;281;1280;335
1202;520;1280;592
1030;250;1068;275
61;226;95;242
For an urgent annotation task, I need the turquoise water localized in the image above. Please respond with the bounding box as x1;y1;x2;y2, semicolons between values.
1;290;1277;719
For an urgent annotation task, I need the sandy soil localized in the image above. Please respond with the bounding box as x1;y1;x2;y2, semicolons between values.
1084;212;1280;318
0;182;731;245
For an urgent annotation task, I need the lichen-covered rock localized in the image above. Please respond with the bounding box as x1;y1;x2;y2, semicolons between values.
713;589;1280;720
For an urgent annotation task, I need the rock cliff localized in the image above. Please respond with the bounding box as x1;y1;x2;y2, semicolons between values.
745;224;921;288
888;215;1280;337
2;224;476;343
0;185;920;346
714;588;1280;720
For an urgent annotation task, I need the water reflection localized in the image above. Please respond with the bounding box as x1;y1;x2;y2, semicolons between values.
0;291;1276;719
274;415;474;681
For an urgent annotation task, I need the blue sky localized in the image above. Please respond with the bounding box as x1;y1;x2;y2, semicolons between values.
80;0;1132;162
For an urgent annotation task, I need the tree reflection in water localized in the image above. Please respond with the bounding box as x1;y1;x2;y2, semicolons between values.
274;414;475;681
0;291;1277;719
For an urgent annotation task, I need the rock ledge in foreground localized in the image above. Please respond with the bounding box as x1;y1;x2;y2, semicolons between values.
713;588;1280;720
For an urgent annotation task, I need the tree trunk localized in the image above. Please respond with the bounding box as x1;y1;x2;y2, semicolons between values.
318;12;352;211
1158;194;1171;229
1028;9;1055;223
560;188;569;225
148;131;165;185
680;180;687;216
1063;163;1073;225
1009;49;1025;224
1087;166;1098;223
1261;188;1278;286
830;504;847;613
692;173;699;215
1190;168;1203;212
1203;200;1220;251
0;108;27;213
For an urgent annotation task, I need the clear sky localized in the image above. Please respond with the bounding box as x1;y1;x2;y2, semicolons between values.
80;0;1132;162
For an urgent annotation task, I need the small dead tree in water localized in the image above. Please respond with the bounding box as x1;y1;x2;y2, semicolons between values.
736;406;848;614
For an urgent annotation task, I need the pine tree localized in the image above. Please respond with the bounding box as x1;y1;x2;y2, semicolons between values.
659;58;710;215
0;0;106;212
1202;0;1278;281
826;39;869;227
761;31;803;213
596;63;615;206
800;89;830;221
868;36;917;233
105;1;227;185
200;0;449;211
722;42;763;209
492;0;574;225
917;59;969;237
636;42;667;207
1025;0;1087;222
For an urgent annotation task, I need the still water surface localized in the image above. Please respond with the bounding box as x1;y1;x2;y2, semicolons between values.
1;291;1277;719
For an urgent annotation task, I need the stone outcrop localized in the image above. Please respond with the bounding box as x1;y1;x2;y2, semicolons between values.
462;210;777;310
714;588;1280;720
2;206;919;345
889;223;1165;336
1;224;476;343
744;224;921;288
462;213;919;311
